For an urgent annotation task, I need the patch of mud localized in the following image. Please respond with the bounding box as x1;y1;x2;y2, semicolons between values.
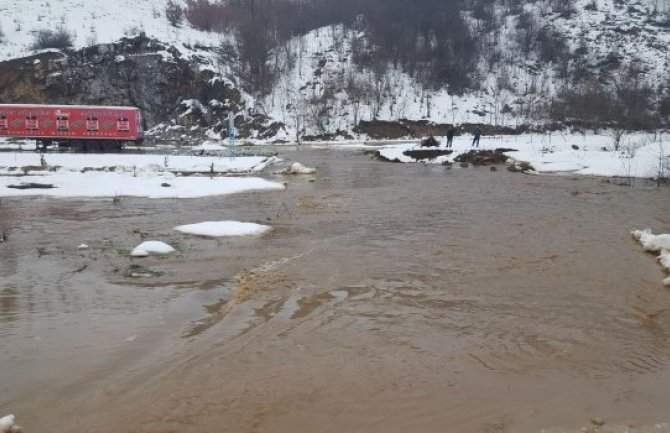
294;196;341;213
7;182;55;189
403;149;453;160
123;264;163;278
454;148;516;166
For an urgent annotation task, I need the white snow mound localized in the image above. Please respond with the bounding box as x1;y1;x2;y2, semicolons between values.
0;415;19;433
631;229;670;287
659;250;670;273
131;241;175;257
631;229;670;253
175;221;271;237
280;162;316;175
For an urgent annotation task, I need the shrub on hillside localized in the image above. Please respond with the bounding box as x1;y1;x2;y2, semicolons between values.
31;28;74;50
165;0;184;27
185;0;232;32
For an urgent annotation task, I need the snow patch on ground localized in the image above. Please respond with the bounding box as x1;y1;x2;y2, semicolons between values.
0;172;284;198
378;132;670;179
0;152;285;198
0;153;272;175
175;221;272;237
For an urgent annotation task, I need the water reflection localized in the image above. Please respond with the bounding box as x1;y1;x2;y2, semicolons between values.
0;286;18;324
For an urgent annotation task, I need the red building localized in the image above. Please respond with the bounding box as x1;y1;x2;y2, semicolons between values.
0;104;143;152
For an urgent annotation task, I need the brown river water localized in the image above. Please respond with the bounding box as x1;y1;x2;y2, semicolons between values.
1;147;670;433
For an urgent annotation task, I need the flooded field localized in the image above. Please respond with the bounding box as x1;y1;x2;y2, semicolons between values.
1;147;670;433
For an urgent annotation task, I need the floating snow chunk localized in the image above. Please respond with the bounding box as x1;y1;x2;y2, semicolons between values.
175;221;271;237
279;162;316;175
77;243;89;250
659;250;670;273
130;241;175;257
0;415;19;433
631;229;670;253
631;229;670;286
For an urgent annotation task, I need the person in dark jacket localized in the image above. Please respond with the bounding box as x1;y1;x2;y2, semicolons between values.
472;127;481;147
446;128;454;148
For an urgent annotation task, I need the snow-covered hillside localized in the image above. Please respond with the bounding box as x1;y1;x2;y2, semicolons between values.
1;0;670;139
0;0;218;61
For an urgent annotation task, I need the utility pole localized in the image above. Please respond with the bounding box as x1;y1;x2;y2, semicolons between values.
228;111;235;161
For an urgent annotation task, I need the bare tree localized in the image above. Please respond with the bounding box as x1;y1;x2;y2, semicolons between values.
165;0;184;27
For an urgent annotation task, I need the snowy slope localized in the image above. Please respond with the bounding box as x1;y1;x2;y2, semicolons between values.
0;0;220;61
1;0;670;137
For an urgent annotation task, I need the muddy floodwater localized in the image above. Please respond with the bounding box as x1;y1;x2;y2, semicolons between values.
1;148;670;433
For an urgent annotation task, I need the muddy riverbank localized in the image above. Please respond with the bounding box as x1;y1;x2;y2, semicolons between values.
1;148;670;433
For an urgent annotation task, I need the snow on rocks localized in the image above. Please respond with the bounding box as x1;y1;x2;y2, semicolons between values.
130;241;176;257
0;414;21;433
631;229;670;286
277;162;316;175
175;221;272;237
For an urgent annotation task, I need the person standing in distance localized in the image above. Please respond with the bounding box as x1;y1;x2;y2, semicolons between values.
446;128;455;148
472;127;481;147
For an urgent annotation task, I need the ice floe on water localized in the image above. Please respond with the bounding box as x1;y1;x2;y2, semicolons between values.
631;229;670;286
0;414;20;433
631;229;670;253
131;241;176;257
277;162;317;175
175;221;272;237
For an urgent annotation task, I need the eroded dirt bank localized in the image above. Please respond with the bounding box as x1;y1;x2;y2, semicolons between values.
1;148;670;433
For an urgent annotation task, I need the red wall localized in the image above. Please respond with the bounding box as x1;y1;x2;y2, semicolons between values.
0;105;142;141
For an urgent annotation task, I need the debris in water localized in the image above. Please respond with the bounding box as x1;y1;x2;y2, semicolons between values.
124;264;163;278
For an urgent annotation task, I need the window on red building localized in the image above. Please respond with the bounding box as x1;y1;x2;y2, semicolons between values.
26;116;38;130
86;117;99;131
117;118;130;132
56;115;69;131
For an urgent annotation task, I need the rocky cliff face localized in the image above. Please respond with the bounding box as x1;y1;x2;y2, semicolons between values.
0;35;280;141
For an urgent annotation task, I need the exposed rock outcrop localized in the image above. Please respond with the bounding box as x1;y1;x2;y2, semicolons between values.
0;35;280;140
